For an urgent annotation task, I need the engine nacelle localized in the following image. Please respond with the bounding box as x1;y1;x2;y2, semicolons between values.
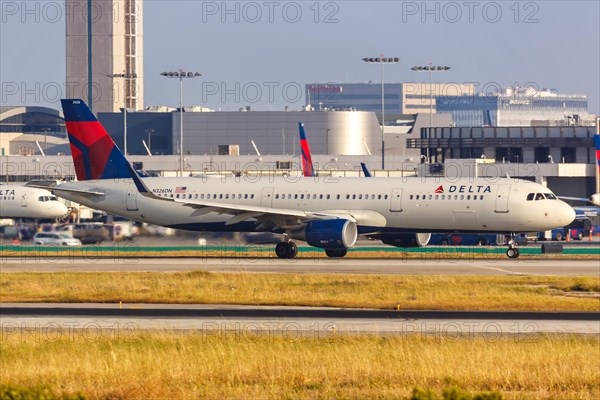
380;233;431;248
292;219;357;249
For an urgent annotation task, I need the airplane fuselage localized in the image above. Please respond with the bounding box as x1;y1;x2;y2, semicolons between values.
54;176;575;234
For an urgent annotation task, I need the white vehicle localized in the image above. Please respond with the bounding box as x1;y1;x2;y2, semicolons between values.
41;99;575;259
33;232;81;246
0;184;69;219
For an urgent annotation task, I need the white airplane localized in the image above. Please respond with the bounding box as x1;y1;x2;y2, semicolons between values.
42;99;575;259
0;184;69;219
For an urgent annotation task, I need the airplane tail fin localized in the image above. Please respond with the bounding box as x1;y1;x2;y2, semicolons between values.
298;122;315;177
360;162;373;178
595;134;600;174
61;99;132;181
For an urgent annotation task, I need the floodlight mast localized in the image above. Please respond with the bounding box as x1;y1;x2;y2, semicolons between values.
362;56;400;170
160;70;202;176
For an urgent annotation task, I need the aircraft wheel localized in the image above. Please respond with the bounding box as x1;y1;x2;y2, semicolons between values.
555;232;563;241
275;242;290;259
506;248;520;259
325;248;348;258
287;241;298;258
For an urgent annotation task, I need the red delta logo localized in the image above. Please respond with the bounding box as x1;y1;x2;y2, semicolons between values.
434;185;444;194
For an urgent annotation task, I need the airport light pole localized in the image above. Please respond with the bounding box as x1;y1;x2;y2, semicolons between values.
146;128;154;154
362;56;400;170
160;70;202;176
411;64;450;162
108;73;137;155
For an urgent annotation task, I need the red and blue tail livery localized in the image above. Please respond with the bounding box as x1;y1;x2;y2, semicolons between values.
62;99;132;181
299;122;315;177
595;134;600;176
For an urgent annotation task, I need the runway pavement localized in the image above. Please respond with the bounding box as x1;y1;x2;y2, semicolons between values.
2;303;598;336
1;257;599;276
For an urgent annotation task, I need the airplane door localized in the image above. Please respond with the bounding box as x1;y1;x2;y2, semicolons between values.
260;187;274;208
495;184;511;213
126;184;138;211
390;188;403;212
21;193;28;207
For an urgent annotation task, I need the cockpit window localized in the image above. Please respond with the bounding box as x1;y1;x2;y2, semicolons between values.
527;193;535;201
544;193;557;200
535;193;545;200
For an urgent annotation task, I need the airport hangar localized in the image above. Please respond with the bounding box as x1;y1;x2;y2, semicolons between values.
0;105;597;201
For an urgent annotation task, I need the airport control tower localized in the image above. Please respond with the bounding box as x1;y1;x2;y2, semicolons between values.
66;0;144;113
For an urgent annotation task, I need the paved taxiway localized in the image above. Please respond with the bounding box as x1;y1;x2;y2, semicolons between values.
2;304;598;336
1;257;599;276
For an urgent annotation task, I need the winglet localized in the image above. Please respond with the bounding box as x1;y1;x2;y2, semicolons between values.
298;122;315;177
360;162;373;177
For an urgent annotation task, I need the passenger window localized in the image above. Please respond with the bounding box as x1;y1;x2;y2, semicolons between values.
353;194;357;200
378;194;382;200
409;195;413;200
275;194;279;199
295;194;298;199
441;195;445;200
320;194;324;200
327;194;330;200
428;195;432;200
371;194;375;200
480;195;483;200
346;195;350;200
467;195;470;200
251;194;255;199
358;194;362;200
314;194;317;199
384;195;388;200
435;195;439;200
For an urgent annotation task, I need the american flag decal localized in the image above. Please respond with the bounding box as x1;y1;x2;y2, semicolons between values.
434;185;444;194
175;186;187;194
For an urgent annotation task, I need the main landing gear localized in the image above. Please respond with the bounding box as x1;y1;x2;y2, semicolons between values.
325;248;347;258
275;241;298;259
506;235;520;259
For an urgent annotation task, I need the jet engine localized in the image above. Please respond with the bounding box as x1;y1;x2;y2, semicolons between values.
379;233;432;248
292;219;357;249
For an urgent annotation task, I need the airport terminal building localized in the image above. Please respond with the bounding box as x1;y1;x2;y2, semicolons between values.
436;88;592;127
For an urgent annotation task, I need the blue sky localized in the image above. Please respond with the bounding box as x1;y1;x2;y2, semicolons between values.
1;1;599;113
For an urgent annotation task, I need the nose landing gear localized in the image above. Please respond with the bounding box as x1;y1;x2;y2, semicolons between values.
506;235;520;259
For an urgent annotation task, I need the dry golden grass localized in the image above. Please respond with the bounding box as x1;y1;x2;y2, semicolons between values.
1;332;598;399
1;272;599;311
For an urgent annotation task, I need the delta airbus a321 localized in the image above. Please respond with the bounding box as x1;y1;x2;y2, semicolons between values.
43;99;575;259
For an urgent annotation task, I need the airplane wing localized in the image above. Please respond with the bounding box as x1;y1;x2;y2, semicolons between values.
26;183;105;197
173;197;356;228
558;196;589;202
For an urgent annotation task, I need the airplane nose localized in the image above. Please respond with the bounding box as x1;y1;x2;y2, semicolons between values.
56;203;69;217
561;202;576;225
